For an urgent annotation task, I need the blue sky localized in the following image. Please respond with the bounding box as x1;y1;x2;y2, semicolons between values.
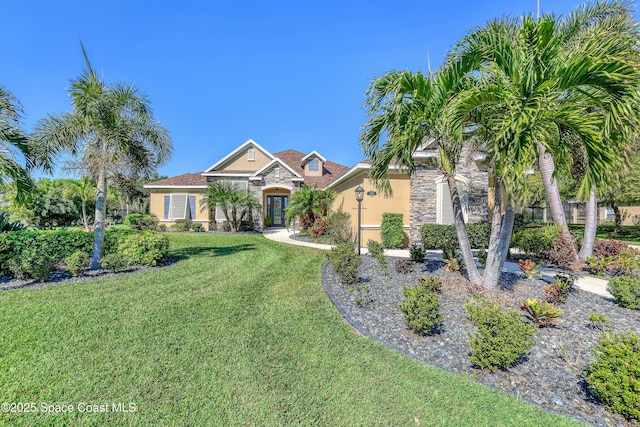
4;1;633;179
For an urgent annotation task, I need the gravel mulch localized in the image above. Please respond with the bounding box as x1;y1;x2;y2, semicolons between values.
323;255;640;427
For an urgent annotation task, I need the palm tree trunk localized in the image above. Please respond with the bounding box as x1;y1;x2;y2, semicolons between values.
497;206;515;268
91;167;107;269
579;187;597;259
447;174;482;285
482;177;504;289
538;142;570;235
81;200;90;232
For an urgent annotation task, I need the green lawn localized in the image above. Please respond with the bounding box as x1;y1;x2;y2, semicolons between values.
0;233;582;426
568;224;640;245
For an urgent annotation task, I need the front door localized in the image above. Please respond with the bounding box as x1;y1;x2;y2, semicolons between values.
267;195;288;227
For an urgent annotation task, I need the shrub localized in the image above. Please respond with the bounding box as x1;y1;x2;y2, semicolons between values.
327;211;352;244
477;249;488;268
65;251;89;277
517;259;541;280
395;259;414;274
511;225;560;259
409;244;425;263
100;253;131;272
593;239;629;258
190;222;204;232
171;220;191;232
607;276;640;309
117;231;170;267
7;248;56;281
124;214;158;231
467;222;491;249
543;274;573;304
587;313;609;331
519;299;563;327
381;213;404;248
400;279;442;335
157;224;168;232
350;285;371;307
367;239;387;270
327;242;361;286
0;211;25;232
585;255;611;275
444;257;462;272
546;233;579;266
586;331;640;421
421;224;457;250
442;246;457;260
465;298;537;372
417;276;441;293
310;217;328;237
611;248;640;275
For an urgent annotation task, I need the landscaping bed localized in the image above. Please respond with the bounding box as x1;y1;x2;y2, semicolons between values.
323;255;640;427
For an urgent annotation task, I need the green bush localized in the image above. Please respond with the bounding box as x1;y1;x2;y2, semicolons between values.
465;298;537;372
190;222;204;232
104;228;139;254
327;211;353;244
327;242;361;286
118;231;170;267
586;331;640;421
511;225;561;259
395;259;414;274
171;220;192;232
0;211;25;232
467;222;491;249
124;214;158;231
607;276;640;309
410;245;426;263
381;213;404;248
400;279;442;335
7;248;56;281
421;224;458;250
367;239;384;257
65;251;89;277
100;253;131;272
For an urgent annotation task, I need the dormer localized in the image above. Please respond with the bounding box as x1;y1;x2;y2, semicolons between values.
301;150;326;177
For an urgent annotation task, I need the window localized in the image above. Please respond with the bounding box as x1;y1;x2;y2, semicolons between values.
165;194;197;220
248;148;255;161
605;206;615;221
212;180;249;221
308;158;319;172
189;195;196;220
164;195;170;219
436;177;468;224
274;167;280;178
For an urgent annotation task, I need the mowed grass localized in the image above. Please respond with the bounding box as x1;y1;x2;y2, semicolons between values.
0;234;582;426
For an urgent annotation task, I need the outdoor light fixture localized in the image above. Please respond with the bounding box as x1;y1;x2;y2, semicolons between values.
355;185;364;255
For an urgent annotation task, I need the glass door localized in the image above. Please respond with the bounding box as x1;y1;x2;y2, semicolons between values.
267;195;288;227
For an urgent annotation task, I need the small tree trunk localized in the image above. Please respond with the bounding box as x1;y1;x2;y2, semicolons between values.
496;206;515;268
91;167;107;269
447;174;482;285
538;142;570;235
613;203;623;234
579;187;597;259
482;177;504;289
81;200;90;232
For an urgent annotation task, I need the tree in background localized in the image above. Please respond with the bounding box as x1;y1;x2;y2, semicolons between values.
0;86;33;203
33;46;172;269
64;175;96;231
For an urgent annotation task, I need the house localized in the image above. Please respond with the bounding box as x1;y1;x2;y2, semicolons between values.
144;139;350;231
145;138;491;244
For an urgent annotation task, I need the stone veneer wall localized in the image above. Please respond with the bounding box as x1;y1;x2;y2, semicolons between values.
409;145;489;245
249;164;300;231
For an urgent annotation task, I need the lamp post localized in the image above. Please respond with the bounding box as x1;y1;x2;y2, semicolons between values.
355;185;364;255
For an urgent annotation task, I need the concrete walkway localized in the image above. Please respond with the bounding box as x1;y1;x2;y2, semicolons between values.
262;228;613;298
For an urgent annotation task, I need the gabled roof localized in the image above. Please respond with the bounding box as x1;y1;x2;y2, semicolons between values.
250;157;303;180
273;149;349;188
144;173;208;188
300;150;327;165
204;139;274;172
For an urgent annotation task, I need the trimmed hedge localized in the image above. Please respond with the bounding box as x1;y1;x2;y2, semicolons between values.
381;213;404;248
420;222;491;250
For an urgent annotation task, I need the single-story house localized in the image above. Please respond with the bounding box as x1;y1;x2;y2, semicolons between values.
144;138;491;245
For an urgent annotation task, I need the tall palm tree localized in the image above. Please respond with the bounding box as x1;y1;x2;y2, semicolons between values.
448;1;640;260
361;67;497;286
0;87;33;202
33;47;172;268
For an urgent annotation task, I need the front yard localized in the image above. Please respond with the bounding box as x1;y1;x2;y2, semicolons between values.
0;233;579;426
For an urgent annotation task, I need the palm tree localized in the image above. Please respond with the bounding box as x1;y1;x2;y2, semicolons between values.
200;182;261;232
64;176;96;231
285;186;336;229
361;67;497;286
0;86;33;203
448;1;640;260
33;47;172;269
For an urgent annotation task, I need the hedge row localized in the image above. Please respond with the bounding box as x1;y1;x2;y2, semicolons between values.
420;222;491;250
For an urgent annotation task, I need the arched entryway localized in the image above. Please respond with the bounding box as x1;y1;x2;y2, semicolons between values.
262;185;292;227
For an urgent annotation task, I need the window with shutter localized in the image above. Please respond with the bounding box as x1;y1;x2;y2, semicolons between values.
164;195;170;219
169;194;188;220
188;195;196;220
436;178;468;224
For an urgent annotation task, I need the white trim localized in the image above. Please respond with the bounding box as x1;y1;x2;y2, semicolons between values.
263;183;294;191
143;185;207;189
251;158;303;179
412;151;439;159
361;224;410;229
300;150;327;165
201;172;253;177
204;139;274;172
327;162;407;189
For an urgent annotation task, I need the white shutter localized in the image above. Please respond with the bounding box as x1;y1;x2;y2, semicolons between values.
215;203;226;221
170;194;188;220
437;179;468;225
